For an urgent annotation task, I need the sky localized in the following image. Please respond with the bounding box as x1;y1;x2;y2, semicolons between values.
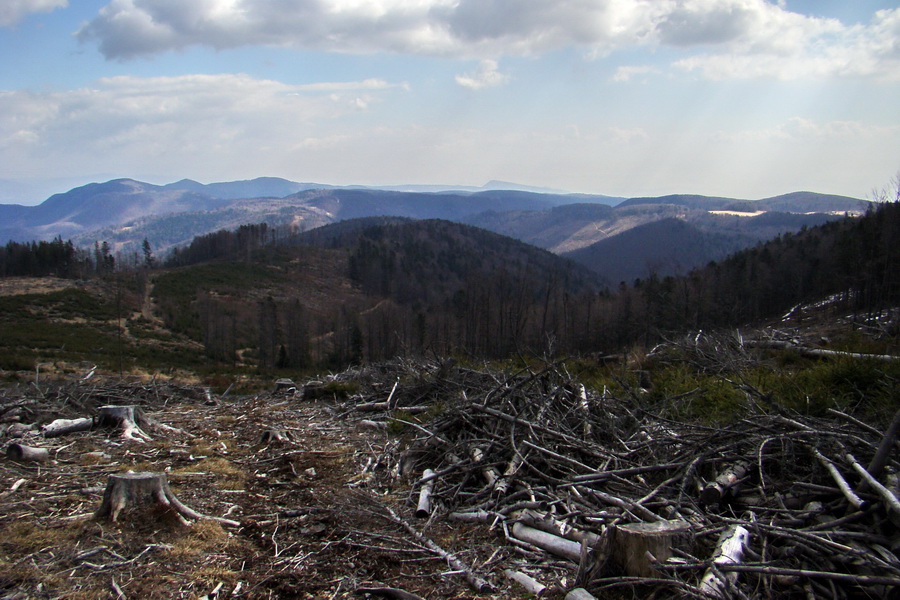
1;0;899;205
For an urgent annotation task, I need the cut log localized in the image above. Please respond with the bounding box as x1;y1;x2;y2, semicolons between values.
613;519;691;577
415;468;435;518
6;443;49;462
701;461;750;505
95;471;239;527
41;417;93;438
699;525;750;598
355;587;425;600
511;522;582;562
514;508;601;547
504;569;546;596
565;589;597;600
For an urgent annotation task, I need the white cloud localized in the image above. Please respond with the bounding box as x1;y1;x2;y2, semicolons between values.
77;1;900;82
672;5;900;81
713;117;897;143
612;65;660;82
0;0;67;26
455;59;510;89
0;73;399;179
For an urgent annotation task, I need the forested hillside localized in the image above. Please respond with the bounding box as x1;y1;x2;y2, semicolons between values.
1;201;898;376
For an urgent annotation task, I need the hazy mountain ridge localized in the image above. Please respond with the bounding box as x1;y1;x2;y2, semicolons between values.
0;177;871;287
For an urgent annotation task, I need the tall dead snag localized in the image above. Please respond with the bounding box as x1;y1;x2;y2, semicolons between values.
699;525;750;598
97;406;152;442
701;461;750;505
95;471;239;527
613;519;691;577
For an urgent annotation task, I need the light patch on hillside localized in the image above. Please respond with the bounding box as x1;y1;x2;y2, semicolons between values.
709;210;766;217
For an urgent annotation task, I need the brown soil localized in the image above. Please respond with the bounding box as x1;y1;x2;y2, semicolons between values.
0;379;522;600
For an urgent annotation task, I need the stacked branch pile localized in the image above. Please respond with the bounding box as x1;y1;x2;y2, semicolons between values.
329;353;900;598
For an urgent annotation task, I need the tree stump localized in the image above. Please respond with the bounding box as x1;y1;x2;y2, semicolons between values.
6;443;49;462
95;471;239;527
614;519;691;577
97;405;152;442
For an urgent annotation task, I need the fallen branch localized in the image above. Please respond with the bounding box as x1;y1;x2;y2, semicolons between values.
381;504;493;593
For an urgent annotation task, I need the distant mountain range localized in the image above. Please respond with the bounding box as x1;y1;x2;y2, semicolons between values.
0;177;870;287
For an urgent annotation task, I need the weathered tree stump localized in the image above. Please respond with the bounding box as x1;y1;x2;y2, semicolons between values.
95;471;239;527
273;378;296;394
614;519;691;577
260;428;289;444
97;405;152;442
6;443;49;462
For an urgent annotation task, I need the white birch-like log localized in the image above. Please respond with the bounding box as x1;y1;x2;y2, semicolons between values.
811;448;868;510
845;451;900;526
41;417;93;438
565;589;598;600
6;443;49;462
614;519;691;577
514;509;601;547
699;525;750;598
415;468;435;518
511;522;582;562
504;569;546;596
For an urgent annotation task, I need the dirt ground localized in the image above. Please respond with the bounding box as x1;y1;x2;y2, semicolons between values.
0;378;532;600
